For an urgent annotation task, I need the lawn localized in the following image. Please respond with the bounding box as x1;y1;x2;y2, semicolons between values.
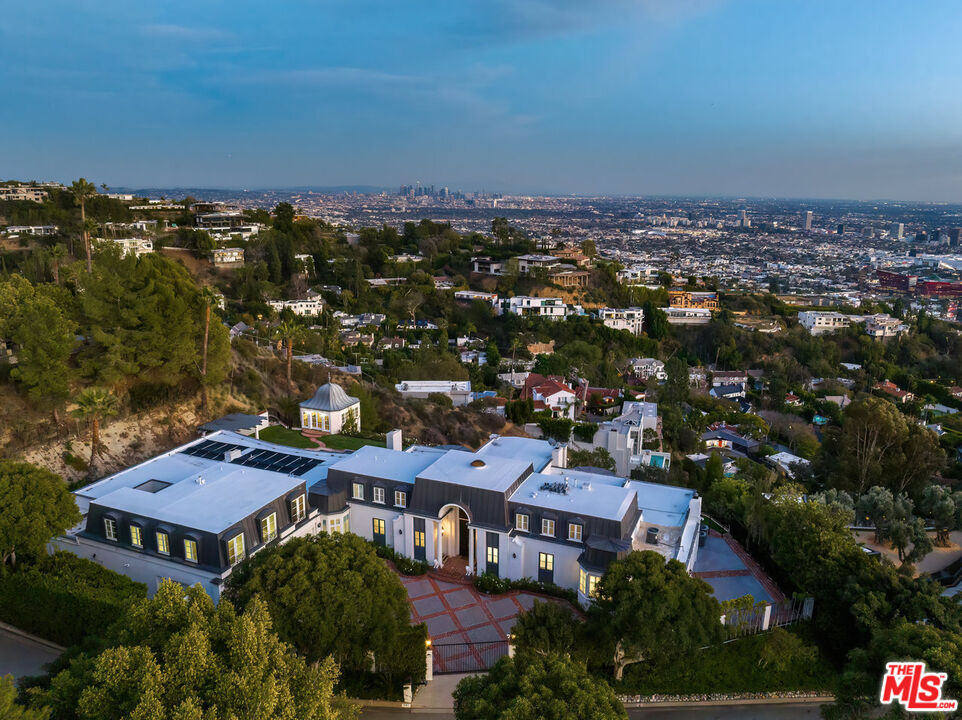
258;425;317;449
321;434;384;451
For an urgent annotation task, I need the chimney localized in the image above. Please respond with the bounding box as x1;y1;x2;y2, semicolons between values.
386;429;403;451
551;443;567;468
225;448;244;462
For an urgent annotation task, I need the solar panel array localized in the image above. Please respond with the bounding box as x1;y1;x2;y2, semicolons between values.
181;439;247;460
229;448;322;476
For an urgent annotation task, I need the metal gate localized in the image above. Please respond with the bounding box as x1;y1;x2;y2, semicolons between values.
433;640;508;673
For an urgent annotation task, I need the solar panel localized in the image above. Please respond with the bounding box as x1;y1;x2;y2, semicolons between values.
181;439;247;460
229;449;321;476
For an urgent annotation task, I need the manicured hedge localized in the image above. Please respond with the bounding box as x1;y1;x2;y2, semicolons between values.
474;572;579;605
0;552;147;646
374;543;429;575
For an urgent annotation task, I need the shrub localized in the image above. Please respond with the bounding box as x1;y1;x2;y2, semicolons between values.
0;552;147;646
573;422;598;443
537;416;574;442
375;544;429;576
473;572;579;605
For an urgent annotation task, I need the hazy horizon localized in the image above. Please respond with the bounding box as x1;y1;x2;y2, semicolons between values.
4;1;962;201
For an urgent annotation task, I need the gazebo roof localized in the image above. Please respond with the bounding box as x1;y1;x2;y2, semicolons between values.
300;382;359;412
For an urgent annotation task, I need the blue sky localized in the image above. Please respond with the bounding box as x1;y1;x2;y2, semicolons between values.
3;0;962;199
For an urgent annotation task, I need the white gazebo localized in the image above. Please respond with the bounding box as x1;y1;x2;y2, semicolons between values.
299;382;360;434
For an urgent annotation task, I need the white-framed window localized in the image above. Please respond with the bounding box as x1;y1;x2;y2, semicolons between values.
184;539;198;563
516;513;529;532
130;525;143;548
104;517;117;541
330;518;342;534
539;552;554;571
394;490;407;508
261;513;277;543
373;487;385;504
227;533;245;566
156;532;169;555
568;523;583;542
579;569;600;597
487;545;499;565
352;482;364;500
291;494;306;523
541;518;555;537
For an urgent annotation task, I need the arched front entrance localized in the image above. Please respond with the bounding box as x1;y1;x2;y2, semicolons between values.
437;504;475;575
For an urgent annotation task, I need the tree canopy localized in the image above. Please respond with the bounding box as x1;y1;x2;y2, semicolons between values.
33;580;357;720
225;533;425;683
453;655;626;720
0;461;80;566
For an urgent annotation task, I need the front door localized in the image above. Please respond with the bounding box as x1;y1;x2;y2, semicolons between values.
458;511;469;556
372;518;386;547
538;552;554;584
413;518;426;561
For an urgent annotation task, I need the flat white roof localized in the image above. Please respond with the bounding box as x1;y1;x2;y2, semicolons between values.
511;471;636;522
329;444;439;483
476;436;554;472
77;431;344;530
418;450;532;492
395;380;471;392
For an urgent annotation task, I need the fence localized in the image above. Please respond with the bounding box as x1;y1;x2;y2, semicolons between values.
432;639;509;674
721;596;813;637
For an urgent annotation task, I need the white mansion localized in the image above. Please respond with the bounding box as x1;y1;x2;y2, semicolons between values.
52;428;701;607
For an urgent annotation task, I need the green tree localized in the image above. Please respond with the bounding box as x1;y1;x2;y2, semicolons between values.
453;655;626;720
918;485;962;546
198;286;220;411
567;447;615;471
0;675;49;720
225;534;425;683
0;461;80;567
8;292;76;424
660;356;690;407
887;494;932;564
274;319;305;390
71;388;119;478
510;602;583;662
70;178;97;274
856;486;894;544
34;580;357;720
592;551;722;681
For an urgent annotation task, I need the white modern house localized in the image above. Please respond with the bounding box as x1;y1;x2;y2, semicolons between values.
597;307;645;336
299;382;361;433
663;307;712;325
626;357;666;380
504;296;569;320
268;293;324;317
516;254;561;275
591;402;667;477
51;431;701;607
395;380;473;407
454;290;501;312
94;237;154;257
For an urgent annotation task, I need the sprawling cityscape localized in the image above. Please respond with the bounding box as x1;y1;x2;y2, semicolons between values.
2;2;962;720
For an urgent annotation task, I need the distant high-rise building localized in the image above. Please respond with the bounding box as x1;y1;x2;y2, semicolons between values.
738;209;750;228
950;228;962;247
915;230;928;243
889;222;904;240
803;210;813;231
862;226;874;238
931;229;943;244
837;224;845;235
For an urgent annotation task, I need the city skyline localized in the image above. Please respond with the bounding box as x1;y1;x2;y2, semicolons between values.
3;1;962;201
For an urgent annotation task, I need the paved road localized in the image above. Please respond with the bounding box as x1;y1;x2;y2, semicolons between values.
361;702;826;719
0;627;62;679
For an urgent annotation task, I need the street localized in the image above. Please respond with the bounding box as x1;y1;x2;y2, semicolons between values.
361;701;827;719
0;626;62;679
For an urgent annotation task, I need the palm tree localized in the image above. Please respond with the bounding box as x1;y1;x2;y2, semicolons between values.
70;178;97;273
274;320;304;390
199;286;220;411
71;387;119;478
49;244;67;285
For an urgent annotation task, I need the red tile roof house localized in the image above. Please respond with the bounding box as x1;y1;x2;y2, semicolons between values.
873;380;915;404
949;386;962;401
522;374;578;420
577;381;624;416
785;393;802;406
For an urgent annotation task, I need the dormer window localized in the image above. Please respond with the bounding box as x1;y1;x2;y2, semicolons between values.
260;513;277;543
568;523;583;542
104;517;117;541
352;482;364;500
541;518;555;537
290;494;306;523
516;513;529;532
373;487;385;504
130;525;143;548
